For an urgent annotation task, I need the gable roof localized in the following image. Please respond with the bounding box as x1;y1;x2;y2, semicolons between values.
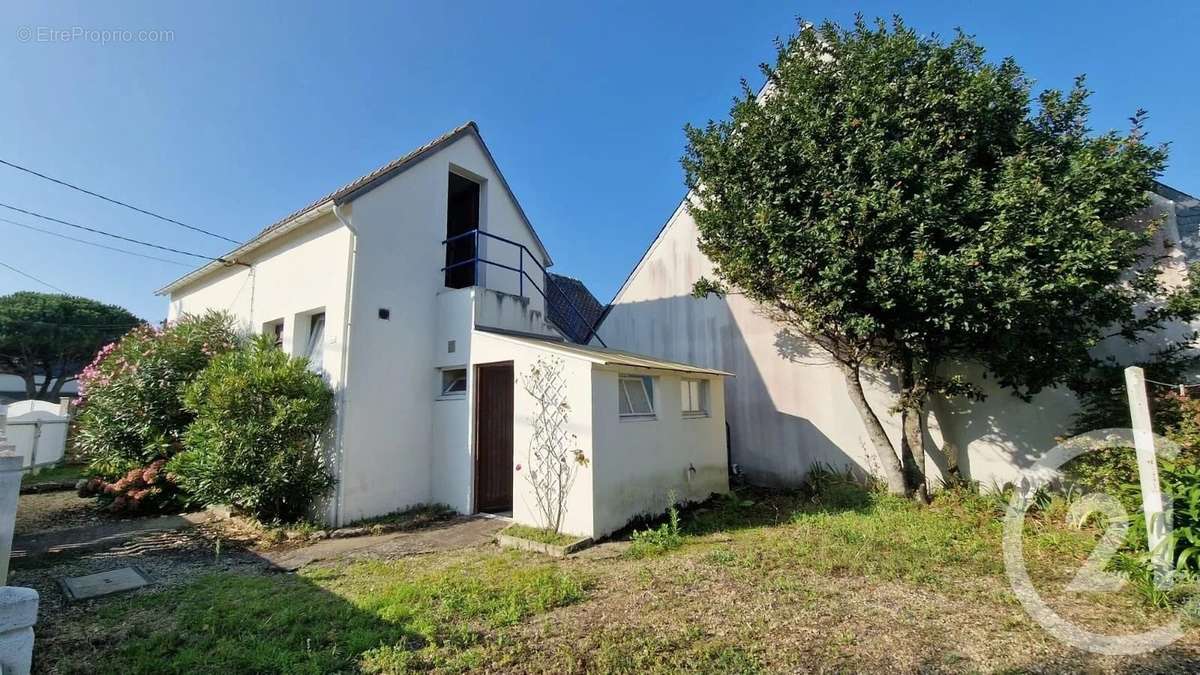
545;273;606;344
157;122;551;295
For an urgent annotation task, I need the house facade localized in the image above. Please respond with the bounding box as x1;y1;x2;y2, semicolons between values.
158;123;728;536
598;185;1197;490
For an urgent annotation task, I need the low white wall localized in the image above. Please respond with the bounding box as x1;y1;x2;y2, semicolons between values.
590;368;729;537
1;400;70;469
471;331;596;537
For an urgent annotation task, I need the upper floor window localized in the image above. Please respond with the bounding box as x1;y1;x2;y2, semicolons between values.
304;313;325;372
619;375;655;419
681;378;709;418
264;319;284;350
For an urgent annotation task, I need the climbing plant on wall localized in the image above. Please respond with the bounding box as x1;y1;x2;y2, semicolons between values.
520;356;589;534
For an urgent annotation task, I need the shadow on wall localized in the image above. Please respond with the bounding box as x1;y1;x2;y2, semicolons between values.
600;292;1086;490
599;293;868;487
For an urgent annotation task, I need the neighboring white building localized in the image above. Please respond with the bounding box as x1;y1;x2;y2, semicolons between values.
599;185;1198;490
158;122;728;537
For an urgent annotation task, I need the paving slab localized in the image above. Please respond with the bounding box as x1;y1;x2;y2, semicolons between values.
59;566;149;601
266;516;506;571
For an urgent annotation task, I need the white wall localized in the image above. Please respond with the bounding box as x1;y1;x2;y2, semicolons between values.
470;330;597;537
166;129;567;525
590;368;728;537
166;215;353;391
336;132;553;524
601;200;1098;490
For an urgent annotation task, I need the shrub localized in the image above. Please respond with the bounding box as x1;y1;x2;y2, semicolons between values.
72;311;241;478
76;459;188;514
169;335;335;523
628;492;684;558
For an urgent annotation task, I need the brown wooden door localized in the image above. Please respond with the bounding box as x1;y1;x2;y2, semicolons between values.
475;362;514;513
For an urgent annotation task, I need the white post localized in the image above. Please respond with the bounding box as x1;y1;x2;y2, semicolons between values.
57;397;71;417
1124;366;1171;577
0;453;19;586
0;411;36;675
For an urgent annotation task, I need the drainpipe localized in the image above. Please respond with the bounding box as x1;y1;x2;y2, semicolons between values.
331;202;357;527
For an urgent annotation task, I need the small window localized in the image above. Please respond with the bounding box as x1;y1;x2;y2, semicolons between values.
440;368;467;397
265;319;284;350
619;375;655;418
681;378;709;417
304;313;325;372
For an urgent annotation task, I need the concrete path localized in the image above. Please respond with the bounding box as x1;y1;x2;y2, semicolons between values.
266;517;506;571
10;512;211;563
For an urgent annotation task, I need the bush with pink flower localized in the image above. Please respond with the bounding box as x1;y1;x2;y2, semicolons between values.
72;311;241;498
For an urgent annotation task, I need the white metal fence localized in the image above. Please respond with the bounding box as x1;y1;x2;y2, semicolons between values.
0;398;71;470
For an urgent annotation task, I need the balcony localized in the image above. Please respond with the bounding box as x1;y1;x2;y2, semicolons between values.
442;229;605;346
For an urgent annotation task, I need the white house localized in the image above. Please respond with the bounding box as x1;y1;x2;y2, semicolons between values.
157;122;729;537
599;184;1198;490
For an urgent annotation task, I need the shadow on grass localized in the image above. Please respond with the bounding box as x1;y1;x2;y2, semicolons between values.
607;475;881;544
35;548;590;674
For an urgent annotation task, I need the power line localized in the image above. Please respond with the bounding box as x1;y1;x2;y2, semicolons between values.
0;158;242;245
0;202;228;263
0;215;191;267
0;259;67;293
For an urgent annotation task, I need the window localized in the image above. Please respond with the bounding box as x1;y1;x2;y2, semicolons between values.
440;368;467;397
304;313;325;372
619;375;655;418
681;378;709;417
265;319;284;350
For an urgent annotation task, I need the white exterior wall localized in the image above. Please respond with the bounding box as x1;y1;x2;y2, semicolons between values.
165;215;354;393
601;202;1093;490
470;330;596;537
165;130;553;526
335;133;552;524
590;368;728;537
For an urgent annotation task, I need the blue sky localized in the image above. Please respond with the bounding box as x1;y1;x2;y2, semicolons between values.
1;1;1197;320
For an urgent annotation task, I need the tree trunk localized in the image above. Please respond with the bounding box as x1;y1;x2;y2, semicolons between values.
837;361;906;495
21;372;37;400
900;361;930;502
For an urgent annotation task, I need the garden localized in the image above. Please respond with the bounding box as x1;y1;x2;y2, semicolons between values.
69;310;336;525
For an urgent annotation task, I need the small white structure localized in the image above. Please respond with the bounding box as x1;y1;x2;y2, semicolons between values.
0;418;38;675
0;398;71;470
158;122;729;537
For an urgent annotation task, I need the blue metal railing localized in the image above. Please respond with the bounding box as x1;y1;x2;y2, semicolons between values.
441;229;606;347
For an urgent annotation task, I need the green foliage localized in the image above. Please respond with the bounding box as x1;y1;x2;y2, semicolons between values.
169;334;334;523
628;491;684;558
683;16;1190;494
75;553;588;674
73;311;240;478
0;291;142;399
502;524;582;546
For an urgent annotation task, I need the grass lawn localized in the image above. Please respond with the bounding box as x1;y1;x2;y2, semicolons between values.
502;524;587;546
19;463;84;487
34;483;1200;673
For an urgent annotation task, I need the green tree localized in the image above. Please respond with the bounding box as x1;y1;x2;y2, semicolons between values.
686;17;1194;496
0;291;143;400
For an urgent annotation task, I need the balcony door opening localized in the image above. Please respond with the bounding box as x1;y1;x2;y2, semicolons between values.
445;172;480;289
